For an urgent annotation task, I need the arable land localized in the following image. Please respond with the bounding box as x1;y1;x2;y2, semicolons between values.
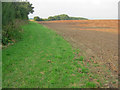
39;20;118;88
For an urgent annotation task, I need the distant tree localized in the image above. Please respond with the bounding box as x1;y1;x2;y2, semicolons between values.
48;16;55;21
42;18;48;21
54;15;60;20
58;14;70;20
69;17;88;20
47;14;70;21
41;14;88;21
34;16;44;21
34;16;40;21
39;18;44;21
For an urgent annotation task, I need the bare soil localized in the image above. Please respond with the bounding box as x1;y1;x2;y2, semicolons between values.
38;20;118;88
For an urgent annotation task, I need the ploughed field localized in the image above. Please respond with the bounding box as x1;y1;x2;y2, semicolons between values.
38;20;118;77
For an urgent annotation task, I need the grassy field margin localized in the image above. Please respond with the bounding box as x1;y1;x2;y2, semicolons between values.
2;21;102;88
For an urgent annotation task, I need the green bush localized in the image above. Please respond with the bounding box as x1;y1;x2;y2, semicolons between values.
2;20;27;45
2;2;34;45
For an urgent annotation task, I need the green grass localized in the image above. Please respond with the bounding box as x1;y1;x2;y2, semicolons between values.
3;22;100;88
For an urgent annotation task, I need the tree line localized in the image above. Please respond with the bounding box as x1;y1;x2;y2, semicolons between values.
2;2;34;45
34;14;88;21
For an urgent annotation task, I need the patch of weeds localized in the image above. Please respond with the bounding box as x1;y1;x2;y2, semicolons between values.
50;79;56;84
54;55;62;59
62;49;66;51
86;82;96;88
81;67;89;73
80;56;84;61
80;61;84;64
76;49;80;54
112;81;116;84
89;58;93;62
76;56;84;61
93;63;99;67
89;73;93;77
99;82;103;87
73;61;78;65
76;64;81;68
97;80;100;82
59;46;63;49
72;86;74;88
87;63;90;66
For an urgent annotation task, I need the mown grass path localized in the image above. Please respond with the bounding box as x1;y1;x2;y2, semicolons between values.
3;22;100;88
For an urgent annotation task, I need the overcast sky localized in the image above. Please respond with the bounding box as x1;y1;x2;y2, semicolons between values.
28;0;119;19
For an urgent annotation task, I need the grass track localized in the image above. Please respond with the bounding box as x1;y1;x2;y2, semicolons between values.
3;22;100;88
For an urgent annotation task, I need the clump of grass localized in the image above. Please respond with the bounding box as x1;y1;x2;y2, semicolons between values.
81;67;89;73
76;56;84;61
112;81;116;84
86;82;96;88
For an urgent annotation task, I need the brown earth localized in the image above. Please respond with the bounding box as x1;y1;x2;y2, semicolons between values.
38;20;118;88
